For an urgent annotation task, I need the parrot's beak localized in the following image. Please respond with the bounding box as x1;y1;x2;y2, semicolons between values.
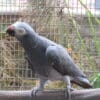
6;25;15;36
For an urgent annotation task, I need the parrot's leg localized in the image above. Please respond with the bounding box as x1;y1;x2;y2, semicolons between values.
31;78;47;97
63;76;71;100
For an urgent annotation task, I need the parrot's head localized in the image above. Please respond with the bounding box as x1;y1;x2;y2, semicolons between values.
6;21;35;40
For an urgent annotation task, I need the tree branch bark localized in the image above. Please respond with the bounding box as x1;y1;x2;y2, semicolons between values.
0;88;100;100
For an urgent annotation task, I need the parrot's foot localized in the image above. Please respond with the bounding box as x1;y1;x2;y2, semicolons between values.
31;86;43;97
65;87;71;100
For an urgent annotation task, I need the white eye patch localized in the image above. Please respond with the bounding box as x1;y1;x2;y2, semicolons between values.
15;28;26;36
14;28;27;40
15;28;26;34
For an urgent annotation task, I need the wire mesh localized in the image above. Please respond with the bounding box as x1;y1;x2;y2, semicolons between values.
0;0;100;90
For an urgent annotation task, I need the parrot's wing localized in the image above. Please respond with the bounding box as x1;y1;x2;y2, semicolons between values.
45;45;84;77
46;45;92;88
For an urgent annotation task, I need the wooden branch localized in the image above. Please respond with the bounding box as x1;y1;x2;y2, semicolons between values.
0;88;100;100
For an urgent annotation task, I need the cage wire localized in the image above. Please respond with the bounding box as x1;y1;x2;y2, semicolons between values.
0;0;100;90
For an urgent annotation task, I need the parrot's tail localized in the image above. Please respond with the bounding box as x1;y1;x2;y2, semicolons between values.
72;77;93;88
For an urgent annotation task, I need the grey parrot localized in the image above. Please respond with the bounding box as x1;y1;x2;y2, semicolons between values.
6;22;92;100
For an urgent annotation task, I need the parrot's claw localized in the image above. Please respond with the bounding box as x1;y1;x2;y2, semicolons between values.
65;87;71;100
31;87;42;97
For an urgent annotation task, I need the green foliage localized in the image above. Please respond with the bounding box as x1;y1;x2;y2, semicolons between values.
86;11;100;56
79;0;100;56
91;73;100;88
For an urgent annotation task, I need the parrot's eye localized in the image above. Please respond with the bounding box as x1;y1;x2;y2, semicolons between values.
16;28;26;35
18;28;25;33
14;28;27;38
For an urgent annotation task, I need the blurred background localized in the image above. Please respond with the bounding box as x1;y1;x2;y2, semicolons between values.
0;0;100;90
